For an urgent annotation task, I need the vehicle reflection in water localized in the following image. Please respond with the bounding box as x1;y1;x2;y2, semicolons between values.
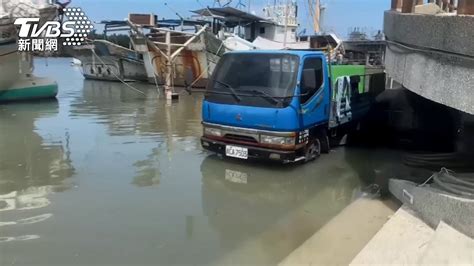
200;153;363;265
0;100;75;243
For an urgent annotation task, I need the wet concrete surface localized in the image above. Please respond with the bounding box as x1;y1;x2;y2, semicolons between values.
0;58;426;265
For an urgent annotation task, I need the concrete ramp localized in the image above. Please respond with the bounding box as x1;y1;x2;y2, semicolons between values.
350;206;474;265
350;206;435;265
420;221;474;265
279;198;398;266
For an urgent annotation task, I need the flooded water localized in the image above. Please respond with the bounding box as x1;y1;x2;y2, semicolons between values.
0;58;417;265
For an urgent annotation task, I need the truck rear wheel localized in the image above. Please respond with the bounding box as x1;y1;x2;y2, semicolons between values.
304;138;321;162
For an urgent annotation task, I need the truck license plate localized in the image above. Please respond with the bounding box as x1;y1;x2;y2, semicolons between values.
225;145;248;159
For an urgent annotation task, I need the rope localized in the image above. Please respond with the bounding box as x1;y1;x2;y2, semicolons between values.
420;168;474;199
147;54;163;96
433;168;474;199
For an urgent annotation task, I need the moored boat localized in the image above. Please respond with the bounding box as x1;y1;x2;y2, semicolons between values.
71;39;148;82
128;14;225;90
0;1;58;103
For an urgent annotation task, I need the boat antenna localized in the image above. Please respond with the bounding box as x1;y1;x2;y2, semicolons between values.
213;0;221;7
213;0;231;7
164;2;184;28
195;0;205;8
235;0;246;10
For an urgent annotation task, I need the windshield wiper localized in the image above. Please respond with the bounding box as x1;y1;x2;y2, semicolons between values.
213;80;241;102
242;89;283;105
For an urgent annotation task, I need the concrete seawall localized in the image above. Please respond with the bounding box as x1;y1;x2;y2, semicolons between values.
384;11;474;115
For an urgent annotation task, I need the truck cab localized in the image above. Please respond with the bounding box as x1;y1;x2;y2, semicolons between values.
201;50;378;163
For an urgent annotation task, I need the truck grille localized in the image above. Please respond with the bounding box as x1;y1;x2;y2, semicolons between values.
224;134;258;143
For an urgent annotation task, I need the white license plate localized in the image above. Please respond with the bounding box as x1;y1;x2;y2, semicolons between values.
225;145;248;159
225;169;248;184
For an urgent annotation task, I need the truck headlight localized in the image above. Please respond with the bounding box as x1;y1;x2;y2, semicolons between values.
260;135;295;145
204;127;222;137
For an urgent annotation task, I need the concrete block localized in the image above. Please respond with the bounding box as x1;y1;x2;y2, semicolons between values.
384;11;474;57
389;179;474;238
384;45;474;114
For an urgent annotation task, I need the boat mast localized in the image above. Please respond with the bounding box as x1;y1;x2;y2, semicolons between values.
309;0;321;33
315;0;320;33
283;0;289;48
306;0;321;33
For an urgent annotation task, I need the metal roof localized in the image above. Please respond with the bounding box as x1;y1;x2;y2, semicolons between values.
100;19;208;28
191;7;268;25
227;49;325;57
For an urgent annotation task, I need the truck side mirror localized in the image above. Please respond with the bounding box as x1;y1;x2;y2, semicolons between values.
301;69;316;94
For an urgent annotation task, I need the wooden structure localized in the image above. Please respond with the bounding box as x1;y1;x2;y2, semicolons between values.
127;13;225;100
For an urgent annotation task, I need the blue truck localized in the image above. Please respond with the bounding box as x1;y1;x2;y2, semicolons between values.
201;50;384;163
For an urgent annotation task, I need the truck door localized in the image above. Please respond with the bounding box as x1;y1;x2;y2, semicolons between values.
299;56;330;129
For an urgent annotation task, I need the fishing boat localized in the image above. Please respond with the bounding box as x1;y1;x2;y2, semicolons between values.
71;39;148;82
128;14;226;92
192;3;309;51
0;1;59;102
70;19;149;82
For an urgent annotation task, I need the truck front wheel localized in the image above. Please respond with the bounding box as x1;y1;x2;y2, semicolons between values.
319;130;330;154
304;138;321;162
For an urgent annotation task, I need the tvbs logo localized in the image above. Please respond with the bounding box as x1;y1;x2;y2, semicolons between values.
15;18;75;38
14;7;93;52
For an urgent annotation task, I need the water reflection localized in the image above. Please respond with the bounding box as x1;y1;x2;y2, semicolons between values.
0;100;75;242
132;146;162;187
70;80;205;188
200;154;362;265
70;80;202;138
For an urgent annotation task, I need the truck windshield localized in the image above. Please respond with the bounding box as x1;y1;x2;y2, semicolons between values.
205;53;299;108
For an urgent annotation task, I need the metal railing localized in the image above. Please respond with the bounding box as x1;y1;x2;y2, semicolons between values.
391;0;474;15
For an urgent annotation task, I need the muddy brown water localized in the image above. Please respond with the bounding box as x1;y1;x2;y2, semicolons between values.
0;58;421;265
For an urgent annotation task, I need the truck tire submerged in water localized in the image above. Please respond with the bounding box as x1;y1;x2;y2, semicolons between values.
319;129;330;154
305;138;321;162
